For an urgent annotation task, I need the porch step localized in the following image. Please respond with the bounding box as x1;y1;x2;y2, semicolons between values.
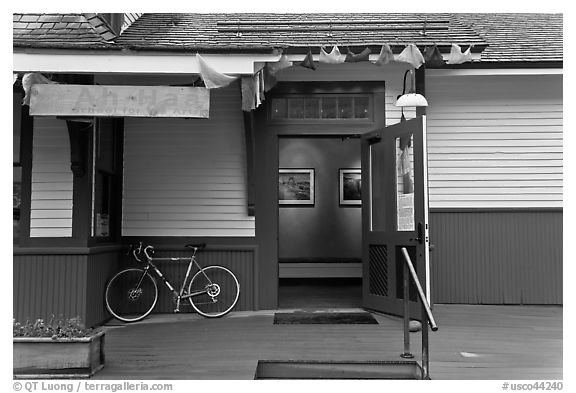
254;360;424;379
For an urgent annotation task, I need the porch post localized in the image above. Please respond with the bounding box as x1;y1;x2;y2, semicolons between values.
415;65;426;117
414;65;431;303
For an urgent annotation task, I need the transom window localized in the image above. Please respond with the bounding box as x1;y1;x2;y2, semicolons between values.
270;95;372;121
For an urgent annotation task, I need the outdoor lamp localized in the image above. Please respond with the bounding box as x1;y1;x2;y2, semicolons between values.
396;69;428;108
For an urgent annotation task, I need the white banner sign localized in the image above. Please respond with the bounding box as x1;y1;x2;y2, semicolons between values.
30;84;210;118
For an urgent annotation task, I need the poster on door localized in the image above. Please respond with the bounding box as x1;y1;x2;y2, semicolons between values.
397;193;415;231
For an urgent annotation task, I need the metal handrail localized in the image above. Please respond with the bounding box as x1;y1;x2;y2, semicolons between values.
401;247;438;331
400;247;438;379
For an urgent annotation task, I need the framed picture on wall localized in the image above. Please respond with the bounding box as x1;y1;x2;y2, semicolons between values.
279;169;315;206
339;168;361;206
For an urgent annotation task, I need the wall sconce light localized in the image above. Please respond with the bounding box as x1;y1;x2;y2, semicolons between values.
396;69;428;108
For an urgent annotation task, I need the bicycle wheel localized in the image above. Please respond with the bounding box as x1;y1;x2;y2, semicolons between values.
105;268;158;323
187;265;240;318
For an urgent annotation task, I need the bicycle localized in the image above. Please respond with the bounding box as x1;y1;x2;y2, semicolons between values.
105;242;240;322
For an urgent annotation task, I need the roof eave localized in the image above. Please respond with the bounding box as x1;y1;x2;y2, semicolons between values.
13;42;121;50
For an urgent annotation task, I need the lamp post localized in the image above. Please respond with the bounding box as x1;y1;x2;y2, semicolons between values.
396;69;428;122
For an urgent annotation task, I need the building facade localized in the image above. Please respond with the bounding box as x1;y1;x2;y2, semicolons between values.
13;13;562;327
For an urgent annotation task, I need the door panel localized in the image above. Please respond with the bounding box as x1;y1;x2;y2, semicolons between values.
362;116;428;317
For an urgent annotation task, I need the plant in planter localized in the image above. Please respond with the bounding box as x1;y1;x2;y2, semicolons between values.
13;317;105;379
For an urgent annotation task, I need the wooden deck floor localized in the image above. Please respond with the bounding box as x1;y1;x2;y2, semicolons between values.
94;304;562;380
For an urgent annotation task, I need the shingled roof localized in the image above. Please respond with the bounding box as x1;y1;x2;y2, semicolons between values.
115;13;488;54
13;13;118;49
455;13;563;63
13;13;563;64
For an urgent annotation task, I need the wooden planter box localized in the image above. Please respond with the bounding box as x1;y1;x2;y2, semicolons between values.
13;330;105;379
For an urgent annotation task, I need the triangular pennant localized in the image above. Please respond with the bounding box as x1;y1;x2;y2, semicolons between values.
299;50;316;70
446;44;473;65
375;44;394;65
395;44;425;69
424;45;446;67
268;53;293;74
263;66;278;92
241;75;257;112
255;70;262;107
319;45;346;64
21;73;58;106
197;53;238;89
259;70;267;102
345;47;371;63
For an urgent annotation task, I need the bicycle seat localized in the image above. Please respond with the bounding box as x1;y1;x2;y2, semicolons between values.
185;243;206;251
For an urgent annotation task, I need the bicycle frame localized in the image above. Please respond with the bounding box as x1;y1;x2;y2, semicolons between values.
134;244;214;313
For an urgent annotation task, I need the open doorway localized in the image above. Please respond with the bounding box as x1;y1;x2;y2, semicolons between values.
278;136;362;309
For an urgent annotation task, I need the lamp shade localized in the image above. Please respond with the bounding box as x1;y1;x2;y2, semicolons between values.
396;93;428;107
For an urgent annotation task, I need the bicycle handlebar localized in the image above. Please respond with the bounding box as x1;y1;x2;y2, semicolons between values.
128;242;144;262
143;245;155;260
128;241;202;263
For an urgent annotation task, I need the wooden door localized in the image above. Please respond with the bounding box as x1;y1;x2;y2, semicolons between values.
361;116;430;317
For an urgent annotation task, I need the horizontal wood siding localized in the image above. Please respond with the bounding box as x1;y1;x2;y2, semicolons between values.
13;254;88;323
122;248;256;312
122;82;255;237
30;117;73;237
429;210;562;304
426;74;563;208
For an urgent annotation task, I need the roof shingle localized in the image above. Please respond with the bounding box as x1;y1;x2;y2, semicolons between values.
116;13;488;53
454;13;562;62
13;13;117;49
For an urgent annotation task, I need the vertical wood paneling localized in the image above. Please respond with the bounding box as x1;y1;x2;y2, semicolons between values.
30;117;73;237
134;248;256;313
430;210;562;304
85;251;121;327
426;74;563;208
14;249;122;327
122;82;255;237
13;254;88;323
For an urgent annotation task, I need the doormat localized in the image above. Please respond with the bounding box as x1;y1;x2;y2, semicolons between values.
273;311;378;325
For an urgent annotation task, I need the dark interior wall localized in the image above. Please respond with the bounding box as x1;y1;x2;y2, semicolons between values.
279;137;361;261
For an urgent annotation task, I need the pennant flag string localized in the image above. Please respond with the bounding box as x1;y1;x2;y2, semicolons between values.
299;50;316;70
446;44;473;65
375;44;394;66
319;45;345;64
264;42;472;72
22;73;58;106
241;75;257;112
197;53;238;89
268;52;293;74
241;68;271;112
395;44;425;69
424;45;446;67
345;47;371;63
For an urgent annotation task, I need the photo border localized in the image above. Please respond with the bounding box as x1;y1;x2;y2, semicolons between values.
339;168;361;206
278;168;315;206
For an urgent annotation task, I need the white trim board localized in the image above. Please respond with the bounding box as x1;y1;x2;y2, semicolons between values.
279;263;362;278
428;68;562;76
13;51;280;75
15;50;558;76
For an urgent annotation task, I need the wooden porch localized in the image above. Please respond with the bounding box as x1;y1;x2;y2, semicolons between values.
93;304;562;380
